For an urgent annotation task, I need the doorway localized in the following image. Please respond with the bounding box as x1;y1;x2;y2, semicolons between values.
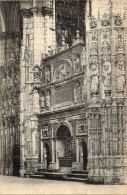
80;140;87;170
12;144;20;176
56;125;72;167
44;143;50;169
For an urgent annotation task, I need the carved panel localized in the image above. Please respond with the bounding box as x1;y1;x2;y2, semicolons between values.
78;119;87;134
54;84;73;105
114;14;123;26
89;16;97;29
115;29;124;53
101;31;110;54
54;60;72;81
101;13;110;27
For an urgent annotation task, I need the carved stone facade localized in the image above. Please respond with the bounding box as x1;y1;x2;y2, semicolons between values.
0;0;127;185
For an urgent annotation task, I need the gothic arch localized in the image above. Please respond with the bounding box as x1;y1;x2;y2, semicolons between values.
55;121;73;137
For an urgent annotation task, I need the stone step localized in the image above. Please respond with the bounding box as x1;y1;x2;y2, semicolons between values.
72;170;88;174
67;173;88;179
63;176;88;183
29;175;44;179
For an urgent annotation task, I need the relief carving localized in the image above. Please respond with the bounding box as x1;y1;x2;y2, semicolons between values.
55;61;72;81
33;65;41;81
116;29;124;53
90;41;98;55
42;125;49;137
101;40;110;53
89;16;97;29
73;53;81;73
101;32;110;54
78;119;87;134
115;54;125;91
116;75;125;90
114;14;123;26
101;13;110;27
89;56;98;74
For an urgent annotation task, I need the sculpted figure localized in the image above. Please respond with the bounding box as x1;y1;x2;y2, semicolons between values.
91;75;99;94
45;66;51;82
116;75;125;90
103;62;111;88
33;89;39;113
73;54;80;73
40;92;45;111
46;91;51;109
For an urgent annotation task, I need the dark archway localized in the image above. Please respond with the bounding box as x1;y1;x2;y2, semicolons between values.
12;144;20;176
80;141;88;170
56;125;72;168
44;143;50;169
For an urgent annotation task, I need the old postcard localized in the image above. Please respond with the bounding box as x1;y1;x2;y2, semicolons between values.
0;0;127;194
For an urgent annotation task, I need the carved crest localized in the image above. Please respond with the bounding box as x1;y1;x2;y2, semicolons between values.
114;14;123;26
101;13;110;27
89;16;97;29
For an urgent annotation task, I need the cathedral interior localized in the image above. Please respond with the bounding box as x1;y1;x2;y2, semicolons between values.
0;0;127;184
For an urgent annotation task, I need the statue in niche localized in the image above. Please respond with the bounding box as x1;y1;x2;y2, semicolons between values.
116;75;125;90
46;91;51;109
101;40;110;53
73;53;80;73
116;55;125;90
102;61;111;88
116;29;124;53
33;89;40;113
90;42;98;54
60;65;66;78
75;82;82;102
42;126;49;137
40;92;45;111
91;62;98;74
91;75;99;94
83;78;87;100
45;66;51;83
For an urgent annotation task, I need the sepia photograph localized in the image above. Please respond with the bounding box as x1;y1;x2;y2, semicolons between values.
0;0;127;194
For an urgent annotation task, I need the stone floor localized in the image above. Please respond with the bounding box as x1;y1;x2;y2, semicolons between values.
0;175;127;195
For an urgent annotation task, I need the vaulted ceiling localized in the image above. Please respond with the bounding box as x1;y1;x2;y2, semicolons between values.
0;1;20;33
